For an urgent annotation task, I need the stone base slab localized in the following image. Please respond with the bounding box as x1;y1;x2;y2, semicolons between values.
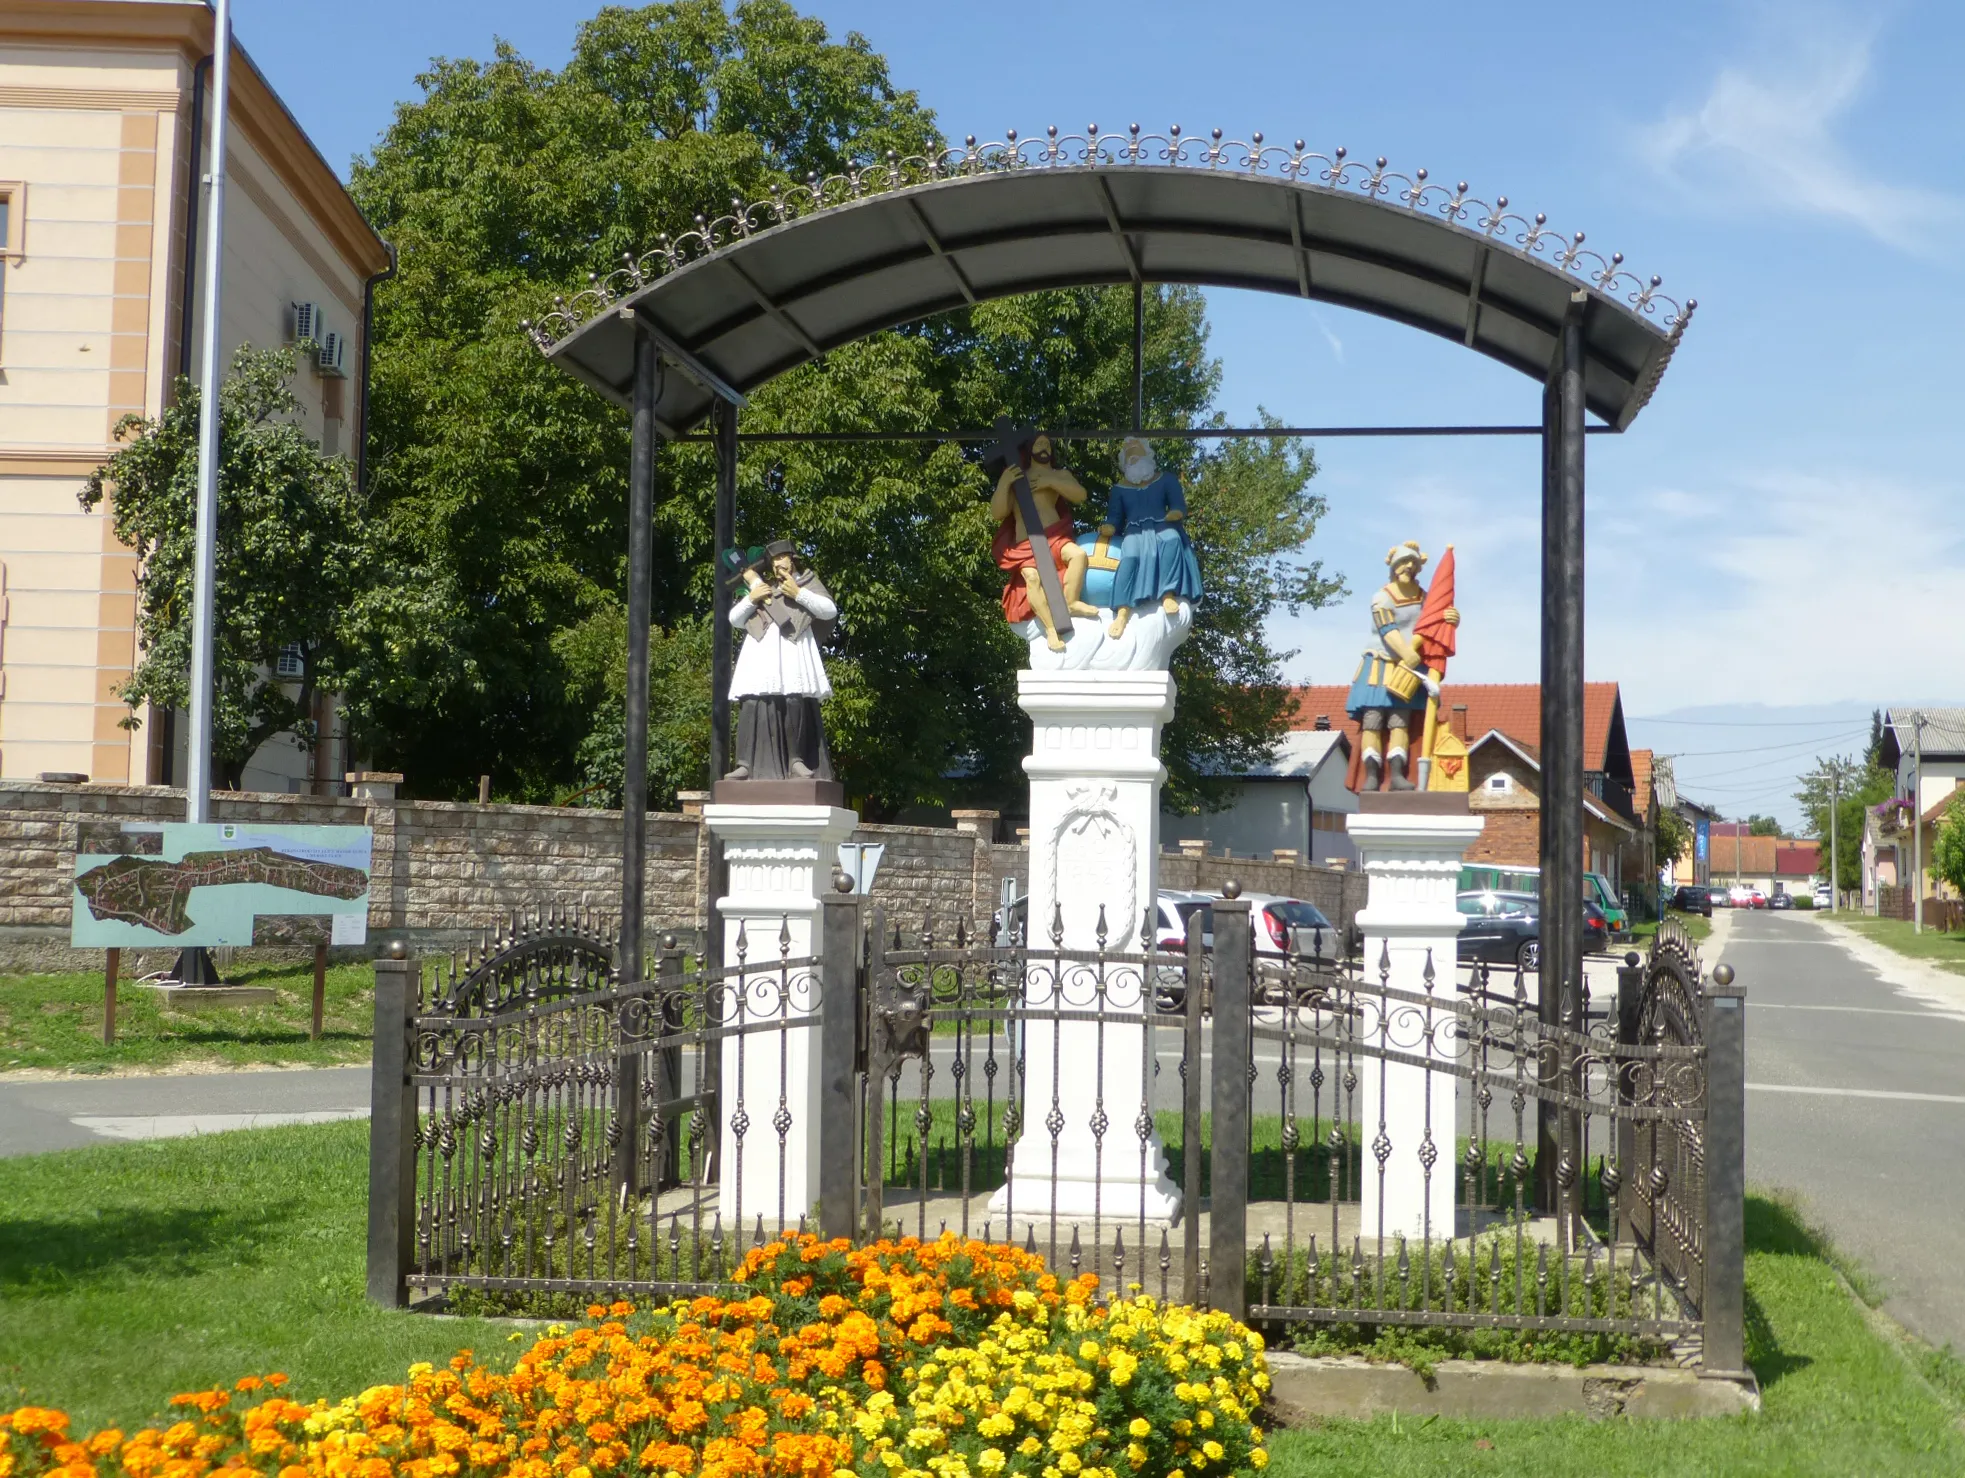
1263;1351;1760;1423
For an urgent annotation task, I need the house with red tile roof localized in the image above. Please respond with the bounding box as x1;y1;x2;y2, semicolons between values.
1282;682;1649;899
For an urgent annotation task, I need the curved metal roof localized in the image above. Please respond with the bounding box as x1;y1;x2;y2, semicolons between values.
532;130;1693;434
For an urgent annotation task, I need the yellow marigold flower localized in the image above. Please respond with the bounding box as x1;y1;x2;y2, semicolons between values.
978;1452;1006;1475
1128;1419;1150;1439
1250;1449;1269;1469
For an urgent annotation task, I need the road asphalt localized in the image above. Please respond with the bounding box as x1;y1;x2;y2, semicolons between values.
0;1066;370;1158
1720;907;1965;1353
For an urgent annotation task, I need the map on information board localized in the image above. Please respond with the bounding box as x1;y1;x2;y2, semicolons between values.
70;823;373;948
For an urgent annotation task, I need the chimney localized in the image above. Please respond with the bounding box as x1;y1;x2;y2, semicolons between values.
1452;704;1469;741
1314;714;1331;731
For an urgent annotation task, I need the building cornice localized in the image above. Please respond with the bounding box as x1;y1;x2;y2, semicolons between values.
0;2;390;280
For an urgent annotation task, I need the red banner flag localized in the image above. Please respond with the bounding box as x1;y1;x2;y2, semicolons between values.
1416;545;1457;675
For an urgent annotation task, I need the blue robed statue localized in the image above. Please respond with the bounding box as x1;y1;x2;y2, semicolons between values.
1100;437;1203;637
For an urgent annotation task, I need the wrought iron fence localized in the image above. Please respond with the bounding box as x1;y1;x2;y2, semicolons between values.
366;887;1745;1370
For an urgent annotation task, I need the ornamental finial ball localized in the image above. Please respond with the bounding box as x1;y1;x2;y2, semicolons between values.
1713;963;1736;987
834;869;855;894
385;938;407;961
661;932;678;950
1222;880;1242;900
1624;951;1641;968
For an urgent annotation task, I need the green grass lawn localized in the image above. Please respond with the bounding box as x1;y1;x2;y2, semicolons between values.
6;1122;1962;1476
1829;915;1965;978
0;1118;509;1434
1267;1193;1965;1477
0;960;376;1073
1630;911;1714;945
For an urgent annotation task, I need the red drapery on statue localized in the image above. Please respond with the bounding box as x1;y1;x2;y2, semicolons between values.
1416;545;1457;676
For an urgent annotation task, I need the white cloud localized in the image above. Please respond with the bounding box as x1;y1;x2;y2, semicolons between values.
1308;308;1345;363
1639;16;1961;256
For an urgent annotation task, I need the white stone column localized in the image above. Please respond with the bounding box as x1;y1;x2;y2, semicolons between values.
703;802;859;1232
989;670;1182;1226
1343;801;1485;1242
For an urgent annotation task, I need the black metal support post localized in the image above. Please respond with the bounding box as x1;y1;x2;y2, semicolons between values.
656;936;685;1187
818;880;861;1240
622;331;661;980
1613;950;1642;1234
1132;281;1145;433
710;401;738;786
1701;964;1747;1376
1182;906;1205;1304
1209;890;1253;1318
1537;291;1587;1213
616;331;660;1195
366;942;416;1306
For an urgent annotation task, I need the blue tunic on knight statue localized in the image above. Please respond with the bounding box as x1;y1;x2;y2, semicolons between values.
1103;437;1203;639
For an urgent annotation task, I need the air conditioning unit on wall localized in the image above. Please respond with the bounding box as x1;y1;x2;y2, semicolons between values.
290;301;323;344
317;330;347;377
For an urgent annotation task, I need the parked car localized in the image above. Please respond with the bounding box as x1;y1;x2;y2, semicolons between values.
1671;884;1713;918
1584;900;1612;951
1457;891;1613;971
1708;886;1731;910
1585;871;1629;936
1749;889;1768;909
1456;891;1542;971
1243;894;1340;964
1769;892;1793;910
1727;885;1753;908
1814;882;1833;909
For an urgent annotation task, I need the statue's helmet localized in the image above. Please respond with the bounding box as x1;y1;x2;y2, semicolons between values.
1385;539;1429;574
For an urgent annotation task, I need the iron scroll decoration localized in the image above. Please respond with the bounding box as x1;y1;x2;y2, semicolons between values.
522;125;1694;355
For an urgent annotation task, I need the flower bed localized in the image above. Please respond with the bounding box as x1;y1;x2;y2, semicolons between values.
2;1235;1269;1478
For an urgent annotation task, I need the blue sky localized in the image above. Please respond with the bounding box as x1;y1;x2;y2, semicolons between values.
229;0;1961;826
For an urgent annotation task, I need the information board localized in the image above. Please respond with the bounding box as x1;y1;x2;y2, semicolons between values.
70;822;373;948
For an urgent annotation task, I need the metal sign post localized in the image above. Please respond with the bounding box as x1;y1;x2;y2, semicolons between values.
991;416;1071;638
183;0;233;826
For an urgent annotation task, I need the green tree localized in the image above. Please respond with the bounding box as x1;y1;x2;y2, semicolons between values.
1655;806;1691;871
1744;813;1782;837
350;1;1343;812
79;347;372;790
1865;708;1887;770
1933;796;1965;898
1795;757;1892;896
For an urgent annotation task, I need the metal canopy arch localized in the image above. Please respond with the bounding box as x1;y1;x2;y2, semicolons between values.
533;129;1697;1176
531;131;1692;435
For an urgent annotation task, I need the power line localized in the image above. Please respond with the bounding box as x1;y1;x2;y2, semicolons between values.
1630;715;1874;728
1658;728;1867;762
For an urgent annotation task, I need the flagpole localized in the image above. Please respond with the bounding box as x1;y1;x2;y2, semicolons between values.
183;0;233;825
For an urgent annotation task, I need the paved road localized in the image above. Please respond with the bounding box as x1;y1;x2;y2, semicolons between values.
0;1066;370;1158
1722;908;1965;1352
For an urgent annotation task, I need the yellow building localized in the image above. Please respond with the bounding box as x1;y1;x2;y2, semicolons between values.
0;0;389;789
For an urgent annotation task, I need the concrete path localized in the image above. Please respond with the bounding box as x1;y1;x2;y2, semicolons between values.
0;1065;370;1158
1718;907;1965;1352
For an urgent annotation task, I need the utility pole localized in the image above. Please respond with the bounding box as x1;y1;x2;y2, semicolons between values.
1913;714;1924;934
1829;767;1839;914
184;0;233;826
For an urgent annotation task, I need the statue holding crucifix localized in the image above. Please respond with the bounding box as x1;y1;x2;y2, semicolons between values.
989;420;1098;651
988;419;1197;672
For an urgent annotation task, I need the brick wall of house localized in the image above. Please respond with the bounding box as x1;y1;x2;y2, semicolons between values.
3;781;1373;973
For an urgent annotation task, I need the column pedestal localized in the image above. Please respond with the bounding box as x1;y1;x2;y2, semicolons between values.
1344;796;1485;1242
703;802;859;1232
989;670;1182;1226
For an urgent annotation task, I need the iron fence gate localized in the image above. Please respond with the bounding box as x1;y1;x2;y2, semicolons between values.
367;893;1743;1370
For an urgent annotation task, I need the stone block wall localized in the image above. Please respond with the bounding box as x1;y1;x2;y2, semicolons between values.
1;780;1367;972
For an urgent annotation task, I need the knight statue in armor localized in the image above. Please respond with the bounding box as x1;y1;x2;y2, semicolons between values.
725;539;837;782
1347;541;1458;791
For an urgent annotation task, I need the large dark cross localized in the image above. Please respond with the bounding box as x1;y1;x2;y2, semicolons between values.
991;415;1072;636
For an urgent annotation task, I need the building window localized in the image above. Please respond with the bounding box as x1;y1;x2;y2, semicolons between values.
275;643;306;679
1487;773;1511;792
0;184;22;355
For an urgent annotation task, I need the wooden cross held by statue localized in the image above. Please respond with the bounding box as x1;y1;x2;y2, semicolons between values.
992;415;1073;639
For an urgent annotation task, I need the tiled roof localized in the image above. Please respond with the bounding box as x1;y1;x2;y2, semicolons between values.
1887;707;1965;757
1204;728;1349;779
1286;682;1626;772
1630;748;1653;819
1709;833;1778;876
1774;843;1821;876
1467;731;1635;834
